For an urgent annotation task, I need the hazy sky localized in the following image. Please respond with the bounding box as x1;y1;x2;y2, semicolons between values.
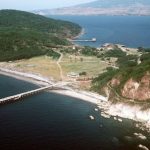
0;0;95;10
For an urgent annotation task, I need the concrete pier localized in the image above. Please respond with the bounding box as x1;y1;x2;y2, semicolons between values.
0;83;65;104
70;38;96;42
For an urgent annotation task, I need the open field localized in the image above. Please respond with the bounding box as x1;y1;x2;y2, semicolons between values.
60;54;109;77
0;53;109;82
0;56;61;80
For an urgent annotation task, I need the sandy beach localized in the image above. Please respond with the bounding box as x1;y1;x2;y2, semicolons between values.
0;68;108;104
1;67;150;132
0;68;53;86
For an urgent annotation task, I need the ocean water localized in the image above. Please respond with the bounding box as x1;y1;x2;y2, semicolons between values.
0;75;150;150
49;15;150;48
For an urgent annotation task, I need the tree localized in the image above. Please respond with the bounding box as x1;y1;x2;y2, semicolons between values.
80;57;83;62
138;47;144;52
79;72;87;76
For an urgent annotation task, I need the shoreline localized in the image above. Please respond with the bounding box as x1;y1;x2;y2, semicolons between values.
0;68;53;87
1;68;150;131
68;28;85;46
0;68;107;104
73;28;85;39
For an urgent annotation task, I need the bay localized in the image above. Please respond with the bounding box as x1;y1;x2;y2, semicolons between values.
49;15;150;48
0;15;150;150
0;75;150;149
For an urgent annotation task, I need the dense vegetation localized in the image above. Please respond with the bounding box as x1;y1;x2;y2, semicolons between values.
138;47;150;52
81;46;98;56
0;10;81;38
100;49;126;58
92;67;119;93
116;54;137;68
0;10;81;61
92;49;150;95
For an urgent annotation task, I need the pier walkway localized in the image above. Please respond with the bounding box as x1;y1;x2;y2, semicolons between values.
0;83;66;104
70;38;96;42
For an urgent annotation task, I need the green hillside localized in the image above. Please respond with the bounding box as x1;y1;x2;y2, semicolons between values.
0;10;81;61
91;48;150;98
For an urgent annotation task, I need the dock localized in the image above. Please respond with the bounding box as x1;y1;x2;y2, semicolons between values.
0;83;66;105
71;38;96;42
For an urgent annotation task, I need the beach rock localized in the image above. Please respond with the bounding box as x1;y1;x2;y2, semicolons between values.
138;144;149;150
114;117;117;120
101;112;111;119
112;137;120;146
89;115;95;120
100;124;103;128
134;133;147;140
94;108;98;111
118;118;123;122
124;136;134;143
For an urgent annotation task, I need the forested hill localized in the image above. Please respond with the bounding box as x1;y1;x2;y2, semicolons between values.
0;10;81;61
91;48;150;101
0;10;81;38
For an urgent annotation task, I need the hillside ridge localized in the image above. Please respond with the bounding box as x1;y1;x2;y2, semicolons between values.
33;0;150;16
0;10;81;61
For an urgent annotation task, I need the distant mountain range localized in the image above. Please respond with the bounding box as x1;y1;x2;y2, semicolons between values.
33;0;150;16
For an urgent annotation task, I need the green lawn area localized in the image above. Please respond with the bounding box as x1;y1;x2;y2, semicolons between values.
1;56;61;80
0;54;109;81
61;54;109;77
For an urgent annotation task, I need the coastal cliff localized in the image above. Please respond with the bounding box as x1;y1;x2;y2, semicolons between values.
92;47;150;102
107;73;150;101
96;71;150;130
121;73;150;101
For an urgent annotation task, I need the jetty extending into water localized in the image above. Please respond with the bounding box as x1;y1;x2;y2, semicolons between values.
0;83;65;104
71;38;96;42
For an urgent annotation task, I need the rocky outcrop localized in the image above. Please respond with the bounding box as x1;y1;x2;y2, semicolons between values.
105;73;150;101
110;78;120;87
121;73;150;101
106;102;150;130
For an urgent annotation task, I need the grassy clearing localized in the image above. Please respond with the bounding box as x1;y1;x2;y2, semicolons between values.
60;54;109;77
0;53;109;82
8;56;61;80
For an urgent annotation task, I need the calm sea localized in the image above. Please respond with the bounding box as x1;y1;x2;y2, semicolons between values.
0;75;150;150
0;15;150;149
49;15;150;48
